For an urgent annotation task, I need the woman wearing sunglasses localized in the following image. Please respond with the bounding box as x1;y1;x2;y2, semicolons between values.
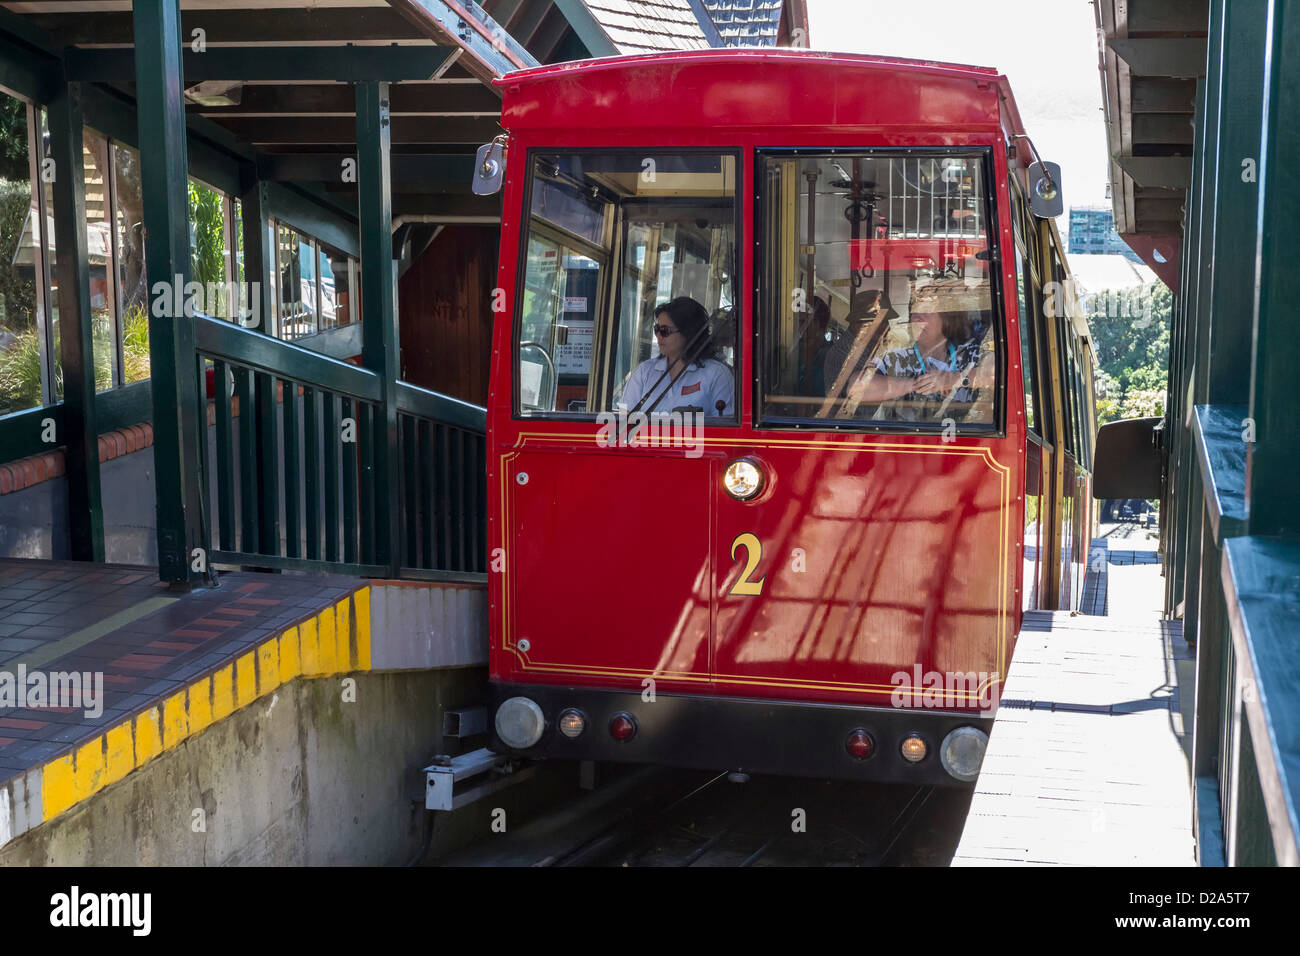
617;296;735;417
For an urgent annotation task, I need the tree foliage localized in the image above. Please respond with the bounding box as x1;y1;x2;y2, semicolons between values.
1086;281;1171;425
189;180;226;315
0;97;29;183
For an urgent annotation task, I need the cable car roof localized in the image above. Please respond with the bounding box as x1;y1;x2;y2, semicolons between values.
496;48;1015;133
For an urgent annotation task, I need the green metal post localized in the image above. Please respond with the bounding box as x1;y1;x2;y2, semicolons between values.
1206;0;1267;404
47;81;104;561
1169;83;1208;617
1183;34;1221;648
241;180;281;556
1247;0;1300;535
355;81;399;576
1192;0;1268;788
133;0;203;585
240;180;275;337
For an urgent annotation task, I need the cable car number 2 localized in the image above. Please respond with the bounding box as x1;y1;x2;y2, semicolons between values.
729;532;766;596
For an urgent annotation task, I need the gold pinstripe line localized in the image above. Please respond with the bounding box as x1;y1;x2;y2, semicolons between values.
499;431;1015;695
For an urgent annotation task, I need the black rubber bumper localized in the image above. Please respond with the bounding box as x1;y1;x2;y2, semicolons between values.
489;683;993;786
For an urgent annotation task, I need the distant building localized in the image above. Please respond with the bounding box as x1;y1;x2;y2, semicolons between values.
1068;205;1142;262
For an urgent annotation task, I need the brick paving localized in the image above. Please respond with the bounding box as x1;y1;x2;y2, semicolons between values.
0;559;360;781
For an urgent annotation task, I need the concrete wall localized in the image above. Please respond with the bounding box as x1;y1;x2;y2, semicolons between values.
0;444;158;564
0;666;488;866
0;472;69;560
370;582;487;670
0;418;222;565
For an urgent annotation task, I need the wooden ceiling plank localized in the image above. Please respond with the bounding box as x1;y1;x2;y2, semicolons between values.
63;44;455;81
490;0;528;32
1131;77;1197;113
1110;37;1208;77
1132;112;1196;145
211;114;499;145
187;81;502;115
1116;154;1193;189
1127;0;1210;35
530;5;568;62
23;8;428;45
511;0;553;46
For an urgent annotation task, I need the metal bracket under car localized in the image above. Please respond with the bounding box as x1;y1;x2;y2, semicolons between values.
423;748;536;811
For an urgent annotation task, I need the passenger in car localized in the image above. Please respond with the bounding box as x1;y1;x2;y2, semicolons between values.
845;279;992;420
617;296;735;416
823;288;886;400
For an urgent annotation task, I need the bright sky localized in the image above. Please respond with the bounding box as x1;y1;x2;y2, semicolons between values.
805;0;1111;221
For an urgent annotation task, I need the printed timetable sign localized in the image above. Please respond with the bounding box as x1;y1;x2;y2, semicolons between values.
555;320;594;374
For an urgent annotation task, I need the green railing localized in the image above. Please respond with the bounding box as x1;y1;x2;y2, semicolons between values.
1167;0;1299;868
195;314;487;582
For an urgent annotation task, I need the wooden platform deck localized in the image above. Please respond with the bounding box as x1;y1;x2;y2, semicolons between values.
954;550;1197;866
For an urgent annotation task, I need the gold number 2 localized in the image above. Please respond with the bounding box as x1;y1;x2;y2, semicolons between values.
729;532;766;596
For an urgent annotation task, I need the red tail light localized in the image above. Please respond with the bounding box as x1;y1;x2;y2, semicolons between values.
609;712;637;742
846;729;875;760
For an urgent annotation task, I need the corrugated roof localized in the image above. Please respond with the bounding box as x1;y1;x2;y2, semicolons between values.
585;0;712;55
698;0;784;47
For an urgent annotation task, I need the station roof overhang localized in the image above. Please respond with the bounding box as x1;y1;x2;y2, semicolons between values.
1094;0;1209;290
0;0;552;224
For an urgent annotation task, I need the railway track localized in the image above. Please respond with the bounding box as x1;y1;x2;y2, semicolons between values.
534;770;966;867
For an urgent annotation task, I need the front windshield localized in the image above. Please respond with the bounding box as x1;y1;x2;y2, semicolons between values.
757;151;1000;429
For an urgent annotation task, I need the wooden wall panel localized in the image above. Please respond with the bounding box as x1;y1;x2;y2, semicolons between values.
398;225;499;405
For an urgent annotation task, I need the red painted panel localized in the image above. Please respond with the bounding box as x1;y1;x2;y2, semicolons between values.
712;441;1012;709
499;446;712;689
485;51;1038;711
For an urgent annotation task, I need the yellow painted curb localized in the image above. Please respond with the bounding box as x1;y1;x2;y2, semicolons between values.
34;585;373;827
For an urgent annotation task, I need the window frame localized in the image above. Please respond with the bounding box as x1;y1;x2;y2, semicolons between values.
751;145;1007;437
1048;243;1078;459
510;146;743;423
1010;178;1052;448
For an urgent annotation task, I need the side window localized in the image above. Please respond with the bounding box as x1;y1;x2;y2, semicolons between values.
514;152;738;420
1049;247;1077;456
1070;333;1092;469
758;151;1000;429
1011;189;1041;437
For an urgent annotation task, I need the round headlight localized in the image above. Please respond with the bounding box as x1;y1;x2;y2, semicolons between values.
557;708;586;739
495;696;545;749
723;458;764;500
900;733;928;763
940;726;989;782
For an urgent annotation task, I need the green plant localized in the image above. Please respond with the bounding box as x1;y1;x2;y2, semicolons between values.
189;181;226;315
0;326;46;413
121;303;150;383
0;178;37;335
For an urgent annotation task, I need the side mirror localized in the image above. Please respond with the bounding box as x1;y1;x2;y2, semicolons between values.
1028;161;1063;218
1093;417;1163;500
472;135;507;196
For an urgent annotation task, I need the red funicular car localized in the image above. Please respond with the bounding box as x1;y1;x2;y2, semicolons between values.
479;49;1094;786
